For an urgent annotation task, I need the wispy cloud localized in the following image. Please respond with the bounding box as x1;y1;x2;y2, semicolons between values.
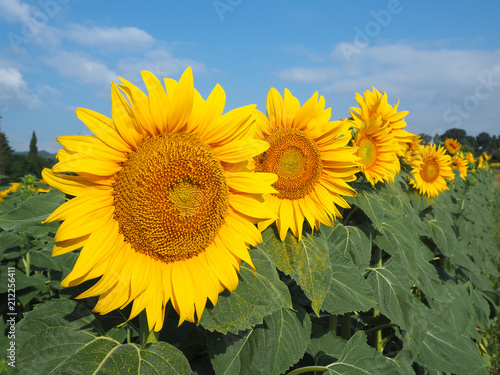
0;65;40;110
277;43;500;136
63;25;155;52
42;51;117;86
0;0;31;23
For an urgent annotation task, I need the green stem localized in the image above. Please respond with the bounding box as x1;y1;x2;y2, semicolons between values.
139;311;159;345
342;206;359;225
341;313;351;340
372;247;383;352
286;366;329;375
329;315;337;335
23;251;30;276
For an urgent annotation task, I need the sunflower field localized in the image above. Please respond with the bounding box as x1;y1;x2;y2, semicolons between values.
1;68;500;375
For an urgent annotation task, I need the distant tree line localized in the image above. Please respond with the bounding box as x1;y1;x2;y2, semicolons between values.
418;128;500;162
0;131;56;183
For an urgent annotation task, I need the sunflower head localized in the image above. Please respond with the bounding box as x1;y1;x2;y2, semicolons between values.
409;144;454;197
444;138;461;155
350;87;412;155
253;88;360;241
351;116;401;185
451;154;468;179
42;67;278;331
466;152;476;163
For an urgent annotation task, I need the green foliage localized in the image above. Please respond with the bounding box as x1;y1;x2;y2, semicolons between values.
1;168;499;374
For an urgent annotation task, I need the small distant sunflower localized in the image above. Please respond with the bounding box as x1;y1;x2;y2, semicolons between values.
42;67;277;331
400;133;423;169
466;152;476;163
409;144;453;197
444;138;461;155
350;87;412;155
451;154;468;179
478;156;484;168
483;152;491;161
253;88;360;241
351;117;401;185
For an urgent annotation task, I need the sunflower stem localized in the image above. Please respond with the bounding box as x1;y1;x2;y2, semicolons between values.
372;247;383;352
342;206;359;226
139;311;159;345
329;315;337;335
341;313;351;340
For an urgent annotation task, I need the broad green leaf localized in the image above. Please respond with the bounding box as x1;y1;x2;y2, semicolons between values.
325;331;409;375
0;231;27;261
259;227;331;315
14;299;191;375
366;255;415;332
208;307;311;375
321;252;376;315
0;189;64;237
416;318;487;375
306;331;346;367
373;219;419;280
325;224;372;271
427;281;480;340
199;246;292;334
412;251;445;302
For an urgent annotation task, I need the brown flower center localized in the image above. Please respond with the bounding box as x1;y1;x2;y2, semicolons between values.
255;128;322;200
113;132;229;263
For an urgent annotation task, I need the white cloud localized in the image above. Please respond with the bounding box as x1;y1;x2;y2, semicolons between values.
0;0;31;22
42;51;117;86
0;66;40;110
116;49;207;83
64;25;155;51
277;43;500;136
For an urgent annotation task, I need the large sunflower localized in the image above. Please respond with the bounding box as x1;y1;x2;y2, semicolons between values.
42;67;277;331
351;116;401;185
350;87;412;155
409;144;453;197
253;88;360;241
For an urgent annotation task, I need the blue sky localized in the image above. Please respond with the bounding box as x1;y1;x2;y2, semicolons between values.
1;0;500;153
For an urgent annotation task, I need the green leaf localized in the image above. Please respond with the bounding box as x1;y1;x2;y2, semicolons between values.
325;331;409;374
325;224;372;271
373;219;419;280
366;255;415;332
306;331;346;367
0;231;27;261
321;251;376;315
415;318;487;375
259;227;332;315
14;299;191;375
208;307;311;375
0;189;64;237
199;246;292;334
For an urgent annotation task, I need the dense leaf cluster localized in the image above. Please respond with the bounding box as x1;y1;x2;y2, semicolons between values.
0;168;499;374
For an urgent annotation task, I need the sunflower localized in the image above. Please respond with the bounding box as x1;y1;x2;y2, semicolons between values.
351;116;401;185
466;152;476;163
42;67;278;331
253;88;360;241
451;153;468;179
444;138;461;155
400;133;423;169
409;144;453;197
350;87;412;155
